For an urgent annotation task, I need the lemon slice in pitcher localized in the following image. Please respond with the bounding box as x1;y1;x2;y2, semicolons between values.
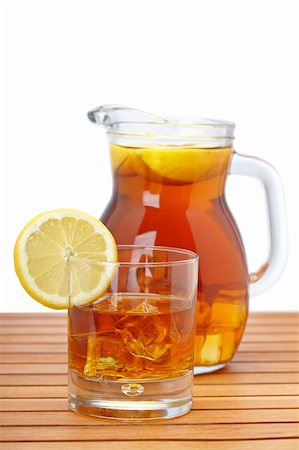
130;146;232;184
14;209;117;309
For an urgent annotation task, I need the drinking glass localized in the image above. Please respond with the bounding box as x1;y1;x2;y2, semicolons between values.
68;245;198;420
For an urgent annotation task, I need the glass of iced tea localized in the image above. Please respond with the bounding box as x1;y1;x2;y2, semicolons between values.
68;245;198;420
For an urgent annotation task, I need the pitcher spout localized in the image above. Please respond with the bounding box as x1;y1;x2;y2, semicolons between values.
87;104;167;129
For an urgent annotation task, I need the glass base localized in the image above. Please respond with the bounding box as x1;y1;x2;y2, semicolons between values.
68;370;193;420
194;363;226;375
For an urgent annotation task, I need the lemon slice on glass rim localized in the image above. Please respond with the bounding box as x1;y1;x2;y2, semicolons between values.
14;209;117;309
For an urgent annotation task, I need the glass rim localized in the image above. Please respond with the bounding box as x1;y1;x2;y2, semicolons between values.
102;245;199;267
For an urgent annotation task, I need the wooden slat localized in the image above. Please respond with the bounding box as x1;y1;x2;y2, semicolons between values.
0;312;297;324
1;341;298;354
0;319;67;327
1;440;298;450
0;313;66;317
1;423;298;441
221;362;299;373
233;352;299;362
0;353;67;363
0;361;298;375
1;333;297;345
0;398;68;412
0;386;66;398
0;312;297;318
1;409;298;426
1;384;298;399
0;314;66;322
238;342;299;352
232;352;299;362
1;372;298;386
0;320;292;331
240;334;299;343
193;384;299;397
0;321;298;336
0;375;68;386
248;312;299;317
0;344;67;353
246;318;298;325
195;373;299;385
1;396;299;412
0;364;67;374
244;326;298;333
0;335;67;344
2;352;299;364
0;327;66;335
1;351;298;364
247;319;298;325
192;396;299;410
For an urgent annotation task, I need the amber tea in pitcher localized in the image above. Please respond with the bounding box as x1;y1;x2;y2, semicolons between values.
88;105;288;374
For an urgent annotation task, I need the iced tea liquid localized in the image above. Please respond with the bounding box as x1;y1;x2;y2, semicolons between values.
69;294;195;380
101;144;248;370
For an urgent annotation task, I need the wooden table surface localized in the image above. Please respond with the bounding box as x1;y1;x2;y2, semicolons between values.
0;312;298;449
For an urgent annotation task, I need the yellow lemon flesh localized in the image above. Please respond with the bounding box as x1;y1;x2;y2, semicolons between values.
14;209;117;309
110;144;232;184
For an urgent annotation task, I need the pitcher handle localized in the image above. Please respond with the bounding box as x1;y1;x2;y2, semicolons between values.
229;153;288;297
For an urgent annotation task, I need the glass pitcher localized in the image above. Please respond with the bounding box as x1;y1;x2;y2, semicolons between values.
88;104;288;374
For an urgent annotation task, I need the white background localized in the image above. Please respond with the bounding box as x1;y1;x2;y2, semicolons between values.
1;0;298;312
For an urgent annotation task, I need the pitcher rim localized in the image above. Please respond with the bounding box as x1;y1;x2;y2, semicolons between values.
88;105;235;137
